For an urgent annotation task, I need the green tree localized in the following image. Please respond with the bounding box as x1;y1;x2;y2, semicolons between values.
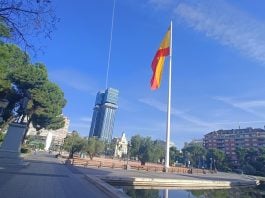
206;148;228;171
0;131;5;142
63;132;85;158
182;145;206;168
256;148;265;176
245;148;258;164
0;43;28;94
29;81;66;130
84;138;105;160
242;164;256;175
235;147;265;176
0;21;10;38
170;146;183;165
129;135;164;165
8;63;48;90
104;141;116;157
6;63;49;123
235;147;248;166
129;135;142;158
152;140;165;163
138;137;152;165
38;143;45;150
0;44;66;131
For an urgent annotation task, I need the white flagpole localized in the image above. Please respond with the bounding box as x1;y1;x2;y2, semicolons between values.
165;20;172;171
105;0;116;89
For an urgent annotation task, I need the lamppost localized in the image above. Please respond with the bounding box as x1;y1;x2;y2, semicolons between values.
210;157;213;171
213;159;216;172
126;141;131;170
202;155;205;168
202;155;206;174
186;152;191;168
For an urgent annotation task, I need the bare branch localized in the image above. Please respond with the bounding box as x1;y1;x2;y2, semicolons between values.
1;15;32;49
0;0;58;54
0;6;38;14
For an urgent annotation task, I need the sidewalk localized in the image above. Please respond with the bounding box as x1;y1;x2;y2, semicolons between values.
0;152;111;198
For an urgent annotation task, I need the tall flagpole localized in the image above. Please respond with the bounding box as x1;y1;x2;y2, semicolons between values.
105;0;116;89
165;20;172;171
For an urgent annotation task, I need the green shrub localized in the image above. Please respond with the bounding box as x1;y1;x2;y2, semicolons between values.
21;146;30;153
0;132;5;142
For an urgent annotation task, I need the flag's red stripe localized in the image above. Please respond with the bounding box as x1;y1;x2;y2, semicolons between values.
150;78;159;90
151;47;170;71
150;47;170;89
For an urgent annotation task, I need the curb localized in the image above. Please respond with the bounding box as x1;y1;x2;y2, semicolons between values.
101;176;259;188
84;175;130;198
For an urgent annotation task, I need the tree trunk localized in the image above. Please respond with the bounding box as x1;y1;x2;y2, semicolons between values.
89;153;94;160
69;151;74;159
141;161;145;166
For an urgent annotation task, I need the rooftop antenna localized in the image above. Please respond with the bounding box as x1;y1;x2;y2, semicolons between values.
105;0;116;89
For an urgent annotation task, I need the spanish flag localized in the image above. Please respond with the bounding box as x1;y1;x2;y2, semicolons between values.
150;27;171;90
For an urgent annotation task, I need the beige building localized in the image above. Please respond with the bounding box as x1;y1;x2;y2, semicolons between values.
113;132;128;158
26;116;70;150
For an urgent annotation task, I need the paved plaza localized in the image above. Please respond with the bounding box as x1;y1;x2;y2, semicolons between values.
0;151;260;198
0;152;110;198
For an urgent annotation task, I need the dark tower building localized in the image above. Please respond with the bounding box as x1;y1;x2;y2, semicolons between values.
89;88;119;142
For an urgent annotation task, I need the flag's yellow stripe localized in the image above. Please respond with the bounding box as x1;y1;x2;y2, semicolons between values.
150;27;171;90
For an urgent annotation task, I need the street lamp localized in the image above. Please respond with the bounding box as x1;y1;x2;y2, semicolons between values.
126;141;131;170
186;152;190;168
202;155;205;168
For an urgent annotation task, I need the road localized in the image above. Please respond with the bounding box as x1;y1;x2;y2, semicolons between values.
0;152;109;198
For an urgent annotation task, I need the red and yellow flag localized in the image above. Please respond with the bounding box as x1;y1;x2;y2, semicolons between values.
150;27;171;90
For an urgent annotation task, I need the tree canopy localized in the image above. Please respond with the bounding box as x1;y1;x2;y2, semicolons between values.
170;146;183;165
0;43;66;131
84;138;105;160
29;81;66;130
182;144;206;168
206;148;228;171
0;43;28;93
62;133;105;160
235;147;265;176
129;135;164;165
63;132;86;159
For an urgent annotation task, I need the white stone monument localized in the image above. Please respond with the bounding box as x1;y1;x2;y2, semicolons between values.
0;122;28;166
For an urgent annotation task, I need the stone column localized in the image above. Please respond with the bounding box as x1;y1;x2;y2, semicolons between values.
0;122;28;165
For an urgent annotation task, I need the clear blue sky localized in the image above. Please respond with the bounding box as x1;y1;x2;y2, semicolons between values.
33;0;265;149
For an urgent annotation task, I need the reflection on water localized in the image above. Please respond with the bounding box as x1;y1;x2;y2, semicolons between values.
121;184;265;198
125;188;160;198
163;189;168;198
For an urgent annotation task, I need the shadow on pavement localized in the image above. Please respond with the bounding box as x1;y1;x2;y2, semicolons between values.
0;170;68;177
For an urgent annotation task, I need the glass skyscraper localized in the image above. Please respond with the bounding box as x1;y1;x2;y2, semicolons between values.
89;88;119;142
